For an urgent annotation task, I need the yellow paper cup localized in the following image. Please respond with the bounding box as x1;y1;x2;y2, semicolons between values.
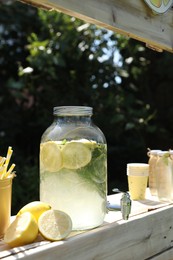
0;177;13;238
127;163;149;200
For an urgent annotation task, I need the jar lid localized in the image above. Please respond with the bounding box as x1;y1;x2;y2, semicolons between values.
149;150;162;155
53;106;93;116
157;151;169;157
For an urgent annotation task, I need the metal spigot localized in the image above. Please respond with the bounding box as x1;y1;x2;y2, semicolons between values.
107;188;132;220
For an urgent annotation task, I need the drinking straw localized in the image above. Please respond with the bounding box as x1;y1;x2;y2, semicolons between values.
3;163;16;179
0;166;6;180
0;159;6;179
0;157;6;167
5;147;13;170
1;147;14;179
0;166;4;175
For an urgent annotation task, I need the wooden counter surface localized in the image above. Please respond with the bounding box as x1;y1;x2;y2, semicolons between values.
1;192;173;260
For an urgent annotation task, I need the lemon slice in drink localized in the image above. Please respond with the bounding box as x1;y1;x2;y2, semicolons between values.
40;141;63;172
4;212;38;248
62;141;92;169
38;209;72;241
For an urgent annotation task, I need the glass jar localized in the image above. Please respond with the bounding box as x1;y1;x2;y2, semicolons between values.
147;150;161;196
155;151;173;202
39;106;107;230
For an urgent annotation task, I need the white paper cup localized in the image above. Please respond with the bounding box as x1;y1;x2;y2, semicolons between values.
127;163;149;200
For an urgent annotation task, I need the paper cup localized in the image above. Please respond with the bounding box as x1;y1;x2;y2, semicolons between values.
0;177;13;238
127;163;149;200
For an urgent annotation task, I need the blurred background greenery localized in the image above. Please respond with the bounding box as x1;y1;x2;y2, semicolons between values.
1;1;173;214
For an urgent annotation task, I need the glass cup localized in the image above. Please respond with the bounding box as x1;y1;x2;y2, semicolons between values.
127;163;149;200
0;177;13;238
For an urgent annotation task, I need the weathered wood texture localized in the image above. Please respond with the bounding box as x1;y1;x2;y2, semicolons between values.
19;0;173;53
1;194;173;259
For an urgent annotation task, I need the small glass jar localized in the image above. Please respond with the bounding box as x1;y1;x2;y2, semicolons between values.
147;150;161;196
40;106;107;230
155;151;173;202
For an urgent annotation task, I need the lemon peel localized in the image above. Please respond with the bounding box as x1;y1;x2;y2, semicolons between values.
17;201;51;222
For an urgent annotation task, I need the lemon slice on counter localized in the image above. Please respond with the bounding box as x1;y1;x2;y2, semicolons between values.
144;0;172;13
40;141;63;172
62;141;92;169
4;212;38;248
17;201;51;222
38;209;72;241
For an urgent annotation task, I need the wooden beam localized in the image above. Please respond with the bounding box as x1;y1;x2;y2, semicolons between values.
20;0;173;53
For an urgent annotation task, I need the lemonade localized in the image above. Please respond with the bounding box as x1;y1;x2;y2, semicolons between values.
40;139;107;230
127;163;149;200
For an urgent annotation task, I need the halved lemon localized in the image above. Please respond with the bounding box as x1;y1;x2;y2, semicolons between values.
62;142;92;169
4;212;38;248
38;209;72;241
40;141;63;172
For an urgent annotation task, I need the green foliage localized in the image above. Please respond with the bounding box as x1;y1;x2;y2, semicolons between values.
1;2;173;212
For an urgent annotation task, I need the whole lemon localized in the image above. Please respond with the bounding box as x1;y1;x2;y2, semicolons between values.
17;201;51;222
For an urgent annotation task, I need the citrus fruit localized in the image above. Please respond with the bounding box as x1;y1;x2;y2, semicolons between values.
17;201;51;222
40;141;63;172
62;142;92;169
163;0;171;4
38;209;72;241
150;0;161;7
4;212;38;248
144;0;172;13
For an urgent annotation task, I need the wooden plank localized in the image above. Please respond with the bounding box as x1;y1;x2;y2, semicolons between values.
2;205;173;260
151;247;173;260
1;194;173;260
23;206;173;260
19;0;173;53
